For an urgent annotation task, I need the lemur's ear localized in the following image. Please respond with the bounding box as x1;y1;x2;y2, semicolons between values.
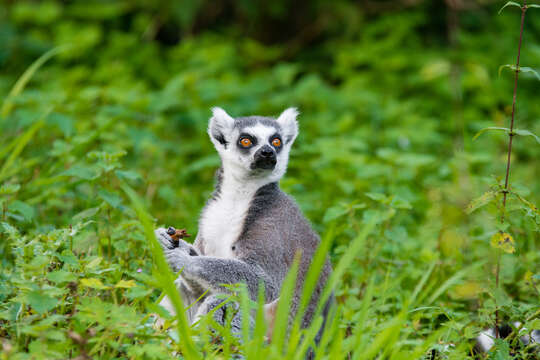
208;107;235;149
276;107;299;145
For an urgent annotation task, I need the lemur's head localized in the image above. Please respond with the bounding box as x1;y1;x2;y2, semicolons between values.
208;107;299;182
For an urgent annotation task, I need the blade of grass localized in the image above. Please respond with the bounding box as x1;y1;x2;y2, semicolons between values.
356;311;407;360
348;277;375;354
314;219;376;321
410;261;437;305
271;253;301;355
246;283;269;360
121;183;199;360
426;261;485;305
293;223;335;327
292;315;323;360
0;108;51;181
1;46;68;118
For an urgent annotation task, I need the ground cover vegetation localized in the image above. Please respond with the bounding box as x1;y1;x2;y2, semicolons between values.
0;0;539;359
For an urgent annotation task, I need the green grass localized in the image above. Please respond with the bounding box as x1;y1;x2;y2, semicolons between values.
0;1;539;359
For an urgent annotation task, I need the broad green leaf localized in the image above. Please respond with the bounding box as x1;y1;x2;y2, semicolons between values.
115;279;137;288
322;205;349;223
72;207;100;222
60;164;99;180
80;278;110;289
85;257;102;269
115;170;141;181
9;200;35;221
25;290;57;314
489;339;512;360
365;192;388;202
98;189;123;209
490;232;515;254
46;270;77;284
466;191;496;214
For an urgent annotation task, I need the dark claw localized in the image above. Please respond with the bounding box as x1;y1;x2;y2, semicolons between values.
167;227;176;235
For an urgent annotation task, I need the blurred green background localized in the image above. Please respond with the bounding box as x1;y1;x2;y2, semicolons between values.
0;0;539;358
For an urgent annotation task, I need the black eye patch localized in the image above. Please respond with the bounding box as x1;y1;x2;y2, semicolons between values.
237;133;257;153
269;133;283;153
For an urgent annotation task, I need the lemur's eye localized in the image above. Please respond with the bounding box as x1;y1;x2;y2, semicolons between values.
240;138;252;147
271;138;282;147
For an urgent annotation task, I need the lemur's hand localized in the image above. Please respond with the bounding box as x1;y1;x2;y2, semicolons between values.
155;228;199;272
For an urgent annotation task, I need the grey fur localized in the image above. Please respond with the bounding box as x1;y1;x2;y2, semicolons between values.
155;108;333;349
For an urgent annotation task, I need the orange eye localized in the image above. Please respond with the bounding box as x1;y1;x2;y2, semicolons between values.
240;138;252;147
272;138;282;147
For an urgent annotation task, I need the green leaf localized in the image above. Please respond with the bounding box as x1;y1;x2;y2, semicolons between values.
514;129;540;144
46;270;77;284
498;1;522;14
528;4;540;9
25;290;57;314
499;64;540;80
365;192;388;202
80;278;110;289
115;170;141;181
322;205;349;223
47;112;74;137
60;164;99;180
512;192;539;215
115;279;137;288
72;207;100;222
489;339;511;360
466;191;496;214
490;232;515;254
0;222;19;237
9;200;35;222
0;183;20;195
98;189;123;209
473;127;509;141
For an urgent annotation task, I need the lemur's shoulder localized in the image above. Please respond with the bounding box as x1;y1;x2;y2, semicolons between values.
242;182;320;246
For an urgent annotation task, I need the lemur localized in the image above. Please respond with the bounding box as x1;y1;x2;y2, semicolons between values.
155;107;333;340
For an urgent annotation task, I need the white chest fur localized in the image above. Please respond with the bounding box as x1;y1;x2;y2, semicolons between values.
199;173;263;258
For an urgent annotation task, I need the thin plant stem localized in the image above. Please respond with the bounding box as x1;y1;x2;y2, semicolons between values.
495;0;527;339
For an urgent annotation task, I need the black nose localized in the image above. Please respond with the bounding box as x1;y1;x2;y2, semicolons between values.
260;147;274;157
252;145;277;170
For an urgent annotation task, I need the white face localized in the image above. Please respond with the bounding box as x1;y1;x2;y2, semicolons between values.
208;107;299;183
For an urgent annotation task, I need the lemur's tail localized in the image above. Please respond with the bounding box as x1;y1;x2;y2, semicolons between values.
475;323;540;353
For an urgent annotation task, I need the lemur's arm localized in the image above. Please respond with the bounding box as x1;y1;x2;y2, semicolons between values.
155;228;277;300
178;255;276;300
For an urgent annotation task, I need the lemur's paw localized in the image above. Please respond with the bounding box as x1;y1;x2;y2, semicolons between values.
164;248;190;273
155;228;177;250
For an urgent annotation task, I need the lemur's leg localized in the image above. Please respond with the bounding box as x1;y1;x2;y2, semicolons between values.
192;294;247;334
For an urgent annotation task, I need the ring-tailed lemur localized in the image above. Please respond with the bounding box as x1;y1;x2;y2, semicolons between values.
155;107;333;340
